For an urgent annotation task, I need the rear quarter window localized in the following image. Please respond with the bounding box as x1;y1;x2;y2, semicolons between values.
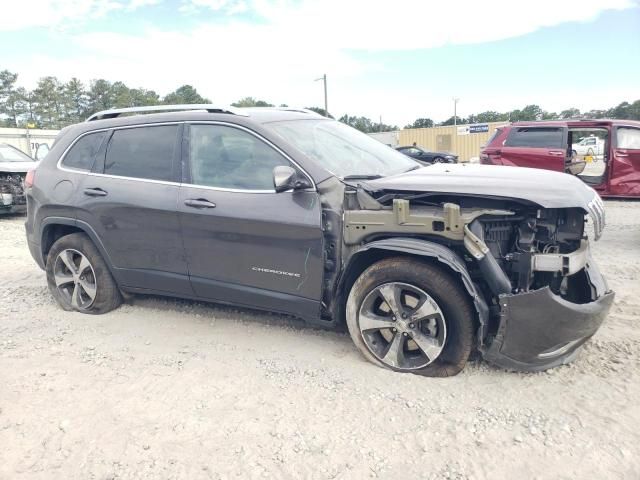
505;127;564;148
617;127;640;149
62;131;107;171
484;128;503;147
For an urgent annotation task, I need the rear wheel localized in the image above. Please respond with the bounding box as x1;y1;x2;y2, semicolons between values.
46;233;122;314
346;257;475;377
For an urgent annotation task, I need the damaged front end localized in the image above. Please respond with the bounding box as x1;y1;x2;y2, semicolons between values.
469;198;614;371
0;173;27;214
343;187;613;371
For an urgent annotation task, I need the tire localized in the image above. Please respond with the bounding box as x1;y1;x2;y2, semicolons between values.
46;232;122;314
346;257;474;377
433;156;445;163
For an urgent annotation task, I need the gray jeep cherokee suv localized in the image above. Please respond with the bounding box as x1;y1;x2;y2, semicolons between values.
25;105;613;376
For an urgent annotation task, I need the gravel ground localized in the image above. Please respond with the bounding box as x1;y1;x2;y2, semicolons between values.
1;201;639;480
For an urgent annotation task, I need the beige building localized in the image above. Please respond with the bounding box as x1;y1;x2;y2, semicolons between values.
0;127;59;157
399;121;508;162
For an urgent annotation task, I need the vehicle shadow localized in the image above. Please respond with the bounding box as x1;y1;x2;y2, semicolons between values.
123;292;345;334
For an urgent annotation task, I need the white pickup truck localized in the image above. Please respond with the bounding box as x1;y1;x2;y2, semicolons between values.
571;135;605;157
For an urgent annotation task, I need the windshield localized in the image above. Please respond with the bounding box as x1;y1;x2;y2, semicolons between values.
265;119;418;178
0;144;34;163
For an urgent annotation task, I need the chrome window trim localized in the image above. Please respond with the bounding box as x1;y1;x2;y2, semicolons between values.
184;121;317;193
85;172;182;187
56;121;316;194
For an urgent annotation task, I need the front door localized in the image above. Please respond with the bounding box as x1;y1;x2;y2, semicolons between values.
74;123;191;295
609;126;640;197
178;123;324;320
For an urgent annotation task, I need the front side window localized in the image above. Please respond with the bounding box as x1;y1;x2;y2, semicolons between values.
62;131;107;171
617;128;640;149
189;124;291;190
505;127;564;148
104;125;178;181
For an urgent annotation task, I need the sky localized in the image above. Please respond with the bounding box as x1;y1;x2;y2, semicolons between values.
1;0;639;126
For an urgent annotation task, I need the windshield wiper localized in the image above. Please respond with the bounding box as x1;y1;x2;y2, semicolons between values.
342;174;384;180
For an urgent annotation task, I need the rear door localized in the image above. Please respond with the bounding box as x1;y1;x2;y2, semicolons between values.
73;123;191;295
500;126;567;171
610;126;640;196
178;122;324;319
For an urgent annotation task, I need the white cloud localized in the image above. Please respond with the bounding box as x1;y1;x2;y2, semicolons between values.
127;0;162;10
2;0;638;124
179;0;248;15
0;0;163;31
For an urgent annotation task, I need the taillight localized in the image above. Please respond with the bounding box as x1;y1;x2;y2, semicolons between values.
25;169;36;188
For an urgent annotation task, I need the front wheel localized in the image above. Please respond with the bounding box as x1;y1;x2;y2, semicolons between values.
346;257;475;377
432;156;445;163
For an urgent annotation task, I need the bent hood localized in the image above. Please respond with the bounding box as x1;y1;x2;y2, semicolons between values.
364;163;598;210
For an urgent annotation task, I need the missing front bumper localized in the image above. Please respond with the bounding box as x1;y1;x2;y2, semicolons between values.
481;284;614;372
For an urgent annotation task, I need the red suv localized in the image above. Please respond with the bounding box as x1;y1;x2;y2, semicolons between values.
480;119;640;198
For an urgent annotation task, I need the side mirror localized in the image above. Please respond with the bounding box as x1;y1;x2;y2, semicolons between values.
35;143;50;161
273;165;311;193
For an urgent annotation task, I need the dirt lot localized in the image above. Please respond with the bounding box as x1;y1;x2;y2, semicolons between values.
1;201;639;480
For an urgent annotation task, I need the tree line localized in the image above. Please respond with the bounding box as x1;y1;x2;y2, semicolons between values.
404;101;640;130
1;68;638;133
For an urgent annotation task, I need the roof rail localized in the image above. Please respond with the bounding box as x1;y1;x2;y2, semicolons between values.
86;104;248;122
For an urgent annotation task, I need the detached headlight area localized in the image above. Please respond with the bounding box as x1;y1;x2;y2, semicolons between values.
587;193;606;241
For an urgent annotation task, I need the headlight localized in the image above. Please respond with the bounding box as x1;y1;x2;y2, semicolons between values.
587;193;605;241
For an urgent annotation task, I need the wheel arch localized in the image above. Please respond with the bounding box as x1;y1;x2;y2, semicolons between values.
338;238;489;340
40;218;119;283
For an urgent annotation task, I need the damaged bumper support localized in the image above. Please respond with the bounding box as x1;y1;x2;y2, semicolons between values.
481;268;614;371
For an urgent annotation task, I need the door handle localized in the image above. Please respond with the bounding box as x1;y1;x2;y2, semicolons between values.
615;150;629;157
549;150;565;156
184;198;216;209
83;187;108;197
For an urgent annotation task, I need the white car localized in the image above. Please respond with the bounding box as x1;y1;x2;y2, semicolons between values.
0;143;38;214
571;136;604;157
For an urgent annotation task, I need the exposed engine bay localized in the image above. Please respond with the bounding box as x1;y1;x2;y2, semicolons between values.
0;172;27;211
343;188;601;298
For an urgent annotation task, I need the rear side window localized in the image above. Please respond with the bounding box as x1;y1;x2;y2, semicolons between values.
62;131;107;171
505;127;563;148
104;125;178;181
617;128;640;149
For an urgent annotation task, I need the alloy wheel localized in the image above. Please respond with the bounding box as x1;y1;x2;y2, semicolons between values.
357;282;447;370
53;249;97;310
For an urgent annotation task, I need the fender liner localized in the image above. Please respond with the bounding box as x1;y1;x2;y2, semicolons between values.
347;238;489;339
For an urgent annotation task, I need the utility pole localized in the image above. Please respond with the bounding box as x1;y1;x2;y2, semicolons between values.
315;74;328;116
453;97;459;127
